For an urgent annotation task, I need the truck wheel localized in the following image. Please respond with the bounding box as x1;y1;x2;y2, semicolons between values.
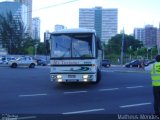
95;69;101;84
29;63;35;68
11;63;17;68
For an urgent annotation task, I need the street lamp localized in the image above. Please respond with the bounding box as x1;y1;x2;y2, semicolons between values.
34;43;38;58
121;28;124;65
147;47;152;60
151;48;152;60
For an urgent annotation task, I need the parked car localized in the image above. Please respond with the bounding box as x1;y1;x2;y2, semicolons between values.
125;60;142;68
102;59;111;67
0;57;3;64
144;59;156;66
8;56;37;68
34;58;47;66
0;56;16;64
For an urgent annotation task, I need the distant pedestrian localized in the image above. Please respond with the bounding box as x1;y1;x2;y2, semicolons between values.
117;58;120;65
140;59;145;70
151;55;160;115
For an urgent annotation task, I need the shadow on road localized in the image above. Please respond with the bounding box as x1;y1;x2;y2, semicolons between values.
53;82;99;91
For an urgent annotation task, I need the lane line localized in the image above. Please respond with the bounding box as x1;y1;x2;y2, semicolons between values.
99;88;119;91
120;102;152;108
126;86;144;89
64;91;88;94
19;94;47;97
62;108;105;114
18;116;37;120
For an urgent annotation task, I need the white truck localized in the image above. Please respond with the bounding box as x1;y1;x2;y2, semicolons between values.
50;28;102;83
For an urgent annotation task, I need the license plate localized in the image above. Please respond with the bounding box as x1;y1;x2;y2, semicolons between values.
66;79;78;82
68;75;76;78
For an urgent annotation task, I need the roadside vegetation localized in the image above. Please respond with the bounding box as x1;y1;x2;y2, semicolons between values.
103;34;158;64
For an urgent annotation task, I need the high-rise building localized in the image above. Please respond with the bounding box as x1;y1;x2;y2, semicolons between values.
14;0;32;36
0;2;27;25
32;17;40;42
144;25;157;48
134;28;145;44
79;7;118;44
0;1;27;51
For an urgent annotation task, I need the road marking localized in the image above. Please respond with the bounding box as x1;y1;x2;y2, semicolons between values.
18;116;37;120
101;70;114;72
126;86;144;89
64;91;88;94
99;88;119;91
120;102;152;108
19;94;47;97
62;108;105;114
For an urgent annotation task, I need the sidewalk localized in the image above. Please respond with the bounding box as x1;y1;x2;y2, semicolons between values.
105;64;146;73
0;64;9;67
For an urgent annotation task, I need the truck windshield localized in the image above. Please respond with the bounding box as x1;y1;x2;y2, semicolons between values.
51;33;95;59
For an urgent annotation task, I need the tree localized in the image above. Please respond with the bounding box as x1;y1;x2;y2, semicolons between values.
37;42;46;55
23;39;35;55
104;34;143;63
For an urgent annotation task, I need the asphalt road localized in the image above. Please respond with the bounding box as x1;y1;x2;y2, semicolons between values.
0;66;155;120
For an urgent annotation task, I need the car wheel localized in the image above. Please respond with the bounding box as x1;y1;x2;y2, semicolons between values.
29;63;35;68
11;63;17;68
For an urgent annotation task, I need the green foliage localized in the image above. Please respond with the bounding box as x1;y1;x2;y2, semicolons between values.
25;46;34;55
103;34;157;64
37;42;46;55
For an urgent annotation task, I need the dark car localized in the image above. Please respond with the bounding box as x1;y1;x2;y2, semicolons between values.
125;60;142;68
102;59;111;67
144;59;156;66
34;58;48;66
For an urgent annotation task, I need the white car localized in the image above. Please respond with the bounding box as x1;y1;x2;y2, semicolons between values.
9;56;37;68
0;57;3;64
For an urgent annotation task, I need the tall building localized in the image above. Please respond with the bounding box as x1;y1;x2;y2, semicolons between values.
134;28;145;44
0;1;27;51
32;17;40;42
79;7;118;44
0;2;27;25
144;25;157;48
14;0;32;36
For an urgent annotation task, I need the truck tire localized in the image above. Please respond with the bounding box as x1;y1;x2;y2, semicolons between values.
29;63;35;68
94;68;101;84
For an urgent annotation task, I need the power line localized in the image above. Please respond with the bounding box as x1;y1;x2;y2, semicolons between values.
32;0;81;12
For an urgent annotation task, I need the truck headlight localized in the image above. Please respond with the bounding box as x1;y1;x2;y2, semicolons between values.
84;79;88;82
58;79;63;82
57;75;62;79
83;75;88;79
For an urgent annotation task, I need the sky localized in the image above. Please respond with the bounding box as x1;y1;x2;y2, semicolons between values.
0;0;160;42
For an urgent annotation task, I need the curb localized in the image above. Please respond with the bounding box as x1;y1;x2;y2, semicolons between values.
0;64;9;67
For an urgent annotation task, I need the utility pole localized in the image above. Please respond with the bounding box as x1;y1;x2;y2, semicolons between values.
121;28;124;65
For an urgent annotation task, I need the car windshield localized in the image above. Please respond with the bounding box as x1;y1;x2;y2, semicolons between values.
51;33;95;59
